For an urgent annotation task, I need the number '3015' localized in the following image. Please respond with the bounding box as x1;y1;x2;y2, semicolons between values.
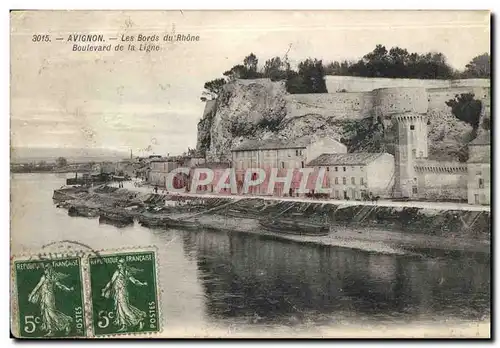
32;35;50;42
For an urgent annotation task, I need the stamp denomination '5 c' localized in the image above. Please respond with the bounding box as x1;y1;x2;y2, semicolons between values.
13;257;87;338
88;251;160;336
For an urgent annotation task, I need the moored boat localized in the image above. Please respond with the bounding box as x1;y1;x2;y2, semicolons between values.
52;186;88;202
68;205;99;218
98;210;134;227
164;217;200;230
259;219;330;236
137;215;169;228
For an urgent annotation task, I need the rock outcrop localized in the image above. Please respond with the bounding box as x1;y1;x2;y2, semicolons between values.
197;78;489;162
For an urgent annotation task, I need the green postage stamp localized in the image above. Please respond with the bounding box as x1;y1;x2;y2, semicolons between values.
11;248;160;338
13;257;87;338
88;250;160;336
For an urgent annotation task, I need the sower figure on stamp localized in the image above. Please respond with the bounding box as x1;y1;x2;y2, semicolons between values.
28;264;74;336
101;258;148;332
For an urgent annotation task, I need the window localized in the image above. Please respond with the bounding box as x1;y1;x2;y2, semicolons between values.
419;151;423;158
326;167;330;172
479;178;484;189
360;177;364;185
343;167;346;172
412;186;418;194
335;177;339;184
281;162;285;169
335;167;338;172
412;149;416;158
296;150;299;156
301;161;304;168
476;171;482;176
342;177;346;185
351;177;355;185
410;125;415;130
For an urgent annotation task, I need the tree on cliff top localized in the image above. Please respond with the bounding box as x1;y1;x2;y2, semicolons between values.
243;53;259;78
446;93;483;136
201;78;226;101
325;44;456;79
324;60;354;76
223;53;263;81
286;58;327;94
263;56;289;81
462;53;490;78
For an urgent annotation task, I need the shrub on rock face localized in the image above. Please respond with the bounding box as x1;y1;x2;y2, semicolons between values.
445;93;483;135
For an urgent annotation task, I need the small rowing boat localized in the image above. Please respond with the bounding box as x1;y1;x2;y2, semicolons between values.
259;219;330;236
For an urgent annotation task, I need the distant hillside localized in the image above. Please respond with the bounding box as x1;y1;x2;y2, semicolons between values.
10;147;130;163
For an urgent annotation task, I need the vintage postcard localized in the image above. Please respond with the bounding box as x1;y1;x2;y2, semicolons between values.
10;10;491;339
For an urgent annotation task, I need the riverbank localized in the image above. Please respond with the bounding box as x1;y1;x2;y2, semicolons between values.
194;214;490;255
53;186;491;255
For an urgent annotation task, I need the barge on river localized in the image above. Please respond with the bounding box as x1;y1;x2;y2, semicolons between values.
259;219;330;236
68;205;99;218
164;217;200;230
52;186;88;201
137;215;200;230
99;210;134;228
137;215;170;228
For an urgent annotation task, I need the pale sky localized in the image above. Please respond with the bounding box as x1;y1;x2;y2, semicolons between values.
10;10;490;156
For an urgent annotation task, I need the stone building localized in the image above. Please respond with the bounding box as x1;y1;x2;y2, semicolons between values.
307;152;395;199
148;159;182;187
388;87;489;204
231;136;347;172
413;160;468;201
115;159;136;177
188;162;231;194
467;132;491;205
230;136;347;195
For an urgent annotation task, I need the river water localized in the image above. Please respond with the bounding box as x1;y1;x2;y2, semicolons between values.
11;173;490;336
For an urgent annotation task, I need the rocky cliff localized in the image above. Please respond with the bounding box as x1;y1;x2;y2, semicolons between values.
197;78;488;162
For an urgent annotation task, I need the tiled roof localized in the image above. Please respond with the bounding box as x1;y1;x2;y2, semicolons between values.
195;162;230;169
469;132;491;146
232;136;314;151
307;153;386;166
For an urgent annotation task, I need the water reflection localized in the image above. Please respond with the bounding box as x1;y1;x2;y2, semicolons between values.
183;230;490;325
11;173;490;329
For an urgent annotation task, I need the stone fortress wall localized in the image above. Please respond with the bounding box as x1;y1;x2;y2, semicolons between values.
285;76;490;123
325;75;490;92
317;76;489;202
360;79;489;202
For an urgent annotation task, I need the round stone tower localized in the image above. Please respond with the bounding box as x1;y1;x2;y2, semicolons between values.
373;87;429;198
